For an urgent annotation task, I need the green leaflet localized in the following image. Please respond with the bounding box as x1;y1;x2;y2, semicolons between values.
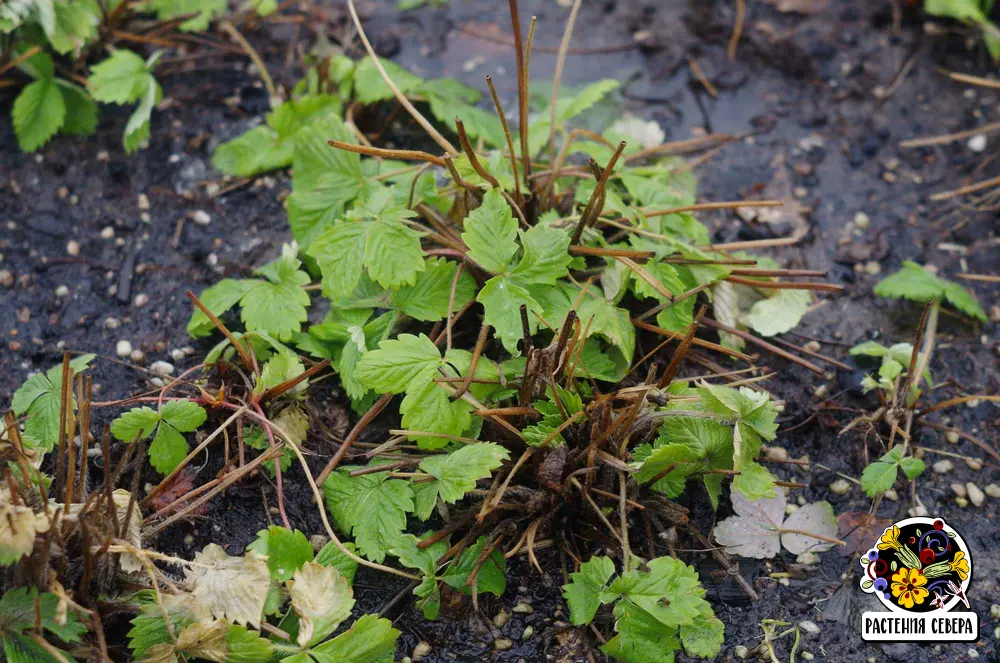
874;260;986;321
10;353;95;451
0;588;87;663
860;446;925;497
323;467;414;563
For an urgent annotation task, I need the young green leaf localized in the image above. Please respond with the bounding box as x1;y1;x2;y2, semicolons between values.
323;468;414;562
12;77;65;152
417;442;510;503
563;556;616;625
11;354;95;450
111;400;207;474
355;333;442;393
462;188;519;274
478;275;542;355
314;541;359;586
874;260;986;321
441;536;507;597
246;526;315;582
240;245;311;339
0;587;87;661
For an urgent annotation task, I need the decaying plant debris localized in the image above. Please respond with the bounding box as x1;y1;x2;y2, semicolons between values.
2;1;998;662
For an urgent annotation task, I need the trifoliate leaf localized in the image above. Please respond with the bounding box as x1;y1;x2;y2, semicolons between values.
246;526;314;582
418;443;509;503
478;275;542;355
860;446;922;497
510;225;572;285
356;333;442;393
463;188;518;274
185;545;271;628
563;556;616;625
288;562;355;647
875;260;986;321
604;557;707;630
323;469;414;563
0;587;87;651
12;77;65;152
306;614;399;663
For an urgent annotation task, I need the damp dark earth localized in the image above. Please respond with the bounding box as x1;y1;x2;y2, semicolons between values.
1;1;999;662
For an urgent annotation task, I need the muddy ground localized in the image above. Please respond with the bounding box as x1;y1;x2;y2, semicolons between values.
1;0;999;661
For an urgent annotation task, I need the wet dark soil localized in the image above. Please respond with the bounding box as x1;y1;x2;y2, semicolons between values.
2;1;999;661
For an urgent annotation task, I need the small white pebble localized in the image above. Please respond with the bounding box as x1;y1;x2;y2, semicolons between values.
968;134;987;152
968;648;979;659
170;348;186;361
134;293;150;308
149;360;174;376
512;601;534;614
100;226;115;239
965;398;981;409
66;239;80;256
104;317;121;330
984;483;1000;498
932;459;954;474
945;431;961;444
798;620;820;635
191;210;212;225
0;269;13;288
138;193;151;210
966;457;983;471
804;340;821;353
967;483;986;507
883;488;899;501
909;505;928;517
493;609;510;628
829;478;851;495
951;483;968;498
955;496;969;508
734;645;751;659
854;212;870;228
990;604;1000;620
493;637;513;651
801;653;815;661
521;625;534;640
130;349;145;363
54;285;69;297
411;642;432;661
116;340;132;357
786;504;799;515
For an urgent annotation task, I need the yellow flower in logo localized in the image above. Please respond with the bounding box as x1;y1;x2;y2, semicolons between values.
877;525;901;551
891;567;929;609
949;551;969;581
